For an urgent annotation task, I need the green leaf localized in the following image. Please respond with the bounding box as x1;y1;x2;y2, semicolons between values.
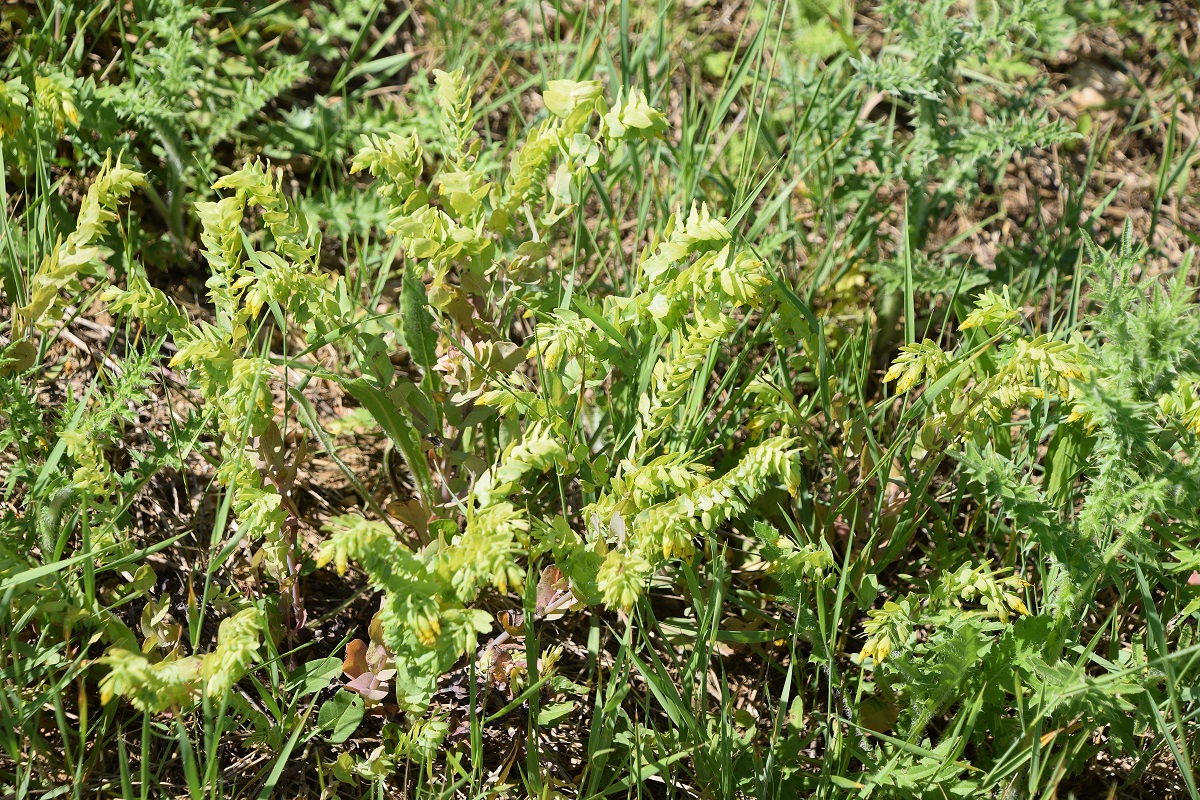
1044;421;1094;508
401;266;438;371
343;377;434;505
537;700;576;727
289;657;343;697
571;295;633;354
0;339;36;374
543;79;603;119
317;691;364;744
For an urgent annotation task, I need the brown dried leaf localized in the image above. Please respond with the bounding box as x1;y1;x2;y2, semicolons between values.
488;647;513;686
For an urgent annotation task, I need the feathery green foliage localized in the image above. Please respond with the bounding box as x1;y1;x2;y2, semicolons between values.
3;1;1199;797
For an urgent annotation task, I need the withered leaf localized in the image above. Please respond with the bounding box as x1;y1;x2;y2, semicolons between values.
487;647;513;686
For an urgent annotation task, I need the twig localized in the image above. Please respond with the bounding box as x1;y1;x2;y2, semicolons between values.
59;327;125;376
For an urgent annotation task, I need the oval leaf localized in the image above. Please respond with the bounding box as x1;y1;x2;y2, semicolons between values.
318;691;364;744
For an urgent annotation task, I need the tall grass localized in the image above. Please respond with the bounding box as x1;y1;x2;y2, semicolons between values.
1;1;1199;798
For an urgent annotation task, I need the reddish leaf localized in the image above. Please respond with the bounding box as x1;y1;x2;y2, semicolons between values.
343;639;370;679
345;673;388;703
535;566;568;616
535;564;581;620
